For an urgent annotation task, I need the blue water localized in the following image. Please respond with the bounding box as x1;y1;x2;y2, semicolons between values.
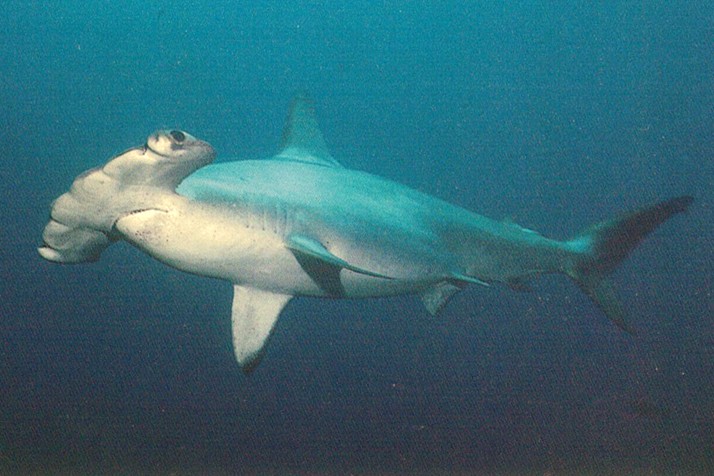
1;1;713;474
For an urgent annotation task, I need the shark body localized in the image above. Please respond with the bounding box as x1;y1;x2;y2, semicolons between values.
39;96;693;371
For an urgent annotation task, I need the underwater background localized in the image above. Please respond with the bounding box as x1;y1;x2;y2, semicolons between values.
1;1;713;474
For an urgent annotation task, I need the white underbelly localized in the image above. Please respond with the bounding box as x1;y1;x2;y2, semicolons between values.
114;204;432;298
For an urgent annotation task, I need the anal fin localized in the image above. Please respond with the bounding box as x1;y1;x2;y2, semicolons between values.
231;285;292;373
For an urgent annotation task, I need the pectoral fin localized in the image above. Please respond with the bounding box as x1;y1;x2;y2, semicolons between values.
231;285;292;373
287;234;393;279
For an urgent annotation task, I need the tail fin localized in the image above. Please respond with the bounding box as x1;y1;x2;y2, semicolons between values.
566;196;694;333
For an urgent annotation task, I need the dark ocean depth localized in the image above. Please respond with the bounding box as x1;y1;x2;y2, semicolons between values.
1;1;713;474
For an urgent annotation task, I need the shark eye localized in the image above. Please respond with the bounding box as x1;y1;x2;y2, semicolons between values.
169;130;186;143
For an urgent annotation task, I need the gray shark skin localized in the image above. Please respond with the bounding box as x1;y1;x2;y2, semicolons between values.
39;95;693;372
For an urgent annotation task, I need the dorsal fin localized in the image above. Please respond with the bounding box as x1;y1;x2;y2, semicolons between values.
275;93;343;168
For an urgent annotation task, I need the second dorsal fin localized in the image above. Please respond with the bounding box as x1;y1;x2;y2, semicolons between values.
275;93;343;168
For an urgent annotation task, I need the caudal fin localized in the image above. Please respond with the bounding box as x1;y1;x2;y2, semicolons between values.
566;196;694;333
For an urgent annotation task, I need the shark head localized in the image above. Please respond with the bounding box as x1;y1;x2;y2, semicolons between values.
39;130;215;263
102;130;215;188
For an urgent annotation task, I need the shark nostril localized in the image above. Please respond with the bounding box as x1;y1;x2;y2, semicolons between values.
169;130;186;143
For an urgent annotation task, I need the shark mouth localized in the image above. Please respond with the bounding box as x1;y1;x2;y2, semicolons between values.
145;139;171;158
111;207;169;233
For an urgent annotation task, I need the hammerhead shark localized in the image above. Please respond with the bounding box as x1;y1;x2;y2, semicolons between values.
39;95;693;371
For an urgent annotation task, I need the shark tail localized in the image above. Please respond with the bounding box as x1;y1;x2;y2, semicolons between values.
565;195;694;333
